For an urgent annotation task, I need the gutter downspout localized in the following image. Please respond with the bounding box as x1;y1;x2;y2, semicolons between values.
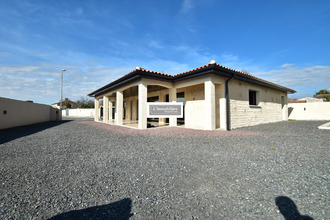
225;74;235;131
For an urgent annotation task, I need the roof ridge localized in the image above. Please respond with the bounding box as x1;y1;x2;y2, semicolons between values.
88;61;296;96
137;67;172;77
174;62;254;77
174;61;295;92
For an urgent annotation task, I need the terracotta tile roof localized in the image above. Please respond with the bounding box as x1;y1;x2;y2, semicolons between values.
121;67;172;78
288;100;306;103
89;61;296;96
315;94;330;98
174;62;252;77
88;67;172;96
174;61;295;93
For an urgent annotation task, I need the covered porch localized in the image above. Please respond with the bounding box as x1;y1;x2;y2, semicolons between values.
94;77;178;129
92;73;229;130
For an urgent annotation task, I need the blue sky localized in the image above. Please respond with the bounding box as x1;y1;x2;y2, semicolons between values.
0;0;329;104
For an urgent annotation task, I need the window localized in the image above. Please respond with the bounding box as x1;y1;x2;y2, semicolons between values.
249;90;257;105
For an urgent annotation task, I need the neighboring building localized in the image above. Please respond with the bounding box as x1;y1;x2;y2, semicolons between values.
315;93;330;101
88;60;295;130
51;98;78;109
288;99;306;103
304;97;324;102
288;97;324;103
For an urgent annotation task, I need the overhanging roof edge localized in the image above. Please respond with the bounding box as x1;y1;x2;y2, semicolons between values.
88;64;296;97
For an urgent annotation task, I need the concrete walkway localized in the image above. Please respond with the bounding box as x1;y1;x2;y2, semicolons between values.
318;121;330;129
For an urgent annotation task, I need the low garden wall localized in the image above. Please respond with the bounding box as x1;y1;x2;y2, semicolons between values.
0;97;60;129
62;108;94;118
288;102;330;120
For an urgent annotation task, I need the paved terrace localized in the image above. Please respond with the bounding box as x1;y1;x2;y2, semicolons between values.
0;119;329;219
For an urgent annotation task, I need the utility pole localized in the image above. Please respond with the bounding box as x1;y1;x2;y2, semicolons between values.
60;69;66;110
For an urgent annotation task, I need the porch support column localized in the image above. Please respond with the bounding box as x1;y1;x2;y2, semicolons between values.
138;82;147;129
94;98;99;121
109;101;113;121
169;88;177;127
159;93;166;124
205;80;216;130
103;96;109;123
116;91;123;125
220;96;227;130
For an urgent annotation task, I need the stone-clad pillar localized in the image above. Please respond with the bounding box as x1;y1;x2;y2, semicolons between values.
109;101;113;121
159;93;166;124
103;96;109;123
219;84;226;130
138;82;147;129
205;80;216;130
116;91;123;125
169;88;177;127
94;98;99;121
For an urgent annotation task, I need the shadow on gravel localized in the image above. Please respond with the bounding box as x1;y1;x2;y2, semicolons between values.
275;196;313;220
0;120;72;144
48;198;133;220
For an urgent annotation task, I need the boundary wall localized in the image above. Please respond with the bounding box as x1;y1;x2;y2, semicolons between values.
288;102;330;120
0;97;60;129
62;108;94;118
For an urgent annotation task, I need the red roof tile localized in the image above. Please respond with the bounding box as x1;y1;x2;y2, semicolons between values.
89;61;296;96
288;100;306;103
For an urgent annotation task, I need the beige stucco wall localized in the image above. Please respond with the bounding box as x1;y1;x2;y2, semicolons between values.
0;97;60;129
185;100;206;129
95;74;289;130
181;84;207;129
228;79;288;129
110;85;207;129
182;83;205;101
288;102;330;120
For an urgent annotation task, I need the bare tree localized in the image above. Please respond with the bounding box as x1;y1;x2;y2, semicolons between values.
76;97;95;108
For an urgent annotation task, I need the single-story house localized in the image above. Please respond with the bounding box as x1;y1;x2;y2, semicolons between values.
52;98;78;109
88;60;296;130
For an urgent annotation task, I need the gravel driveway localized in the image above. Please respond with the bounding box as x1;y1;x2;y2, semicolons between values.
0;120;329;219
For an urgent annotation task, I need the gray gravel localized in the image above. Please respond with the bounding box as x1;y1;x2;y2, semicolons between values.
0;120;329;219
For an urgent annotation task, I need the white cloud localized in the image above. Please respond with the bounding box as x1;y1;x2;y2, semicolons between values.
75;7;84;16
181;0;195;14
148;40;164;50
255;65;330;98
0;52;12;57
0;63;132;104
220;53;239;62
281;63;294;68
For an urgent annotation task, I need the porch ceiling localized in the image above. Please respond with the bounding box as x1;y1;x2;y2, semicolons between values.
122;85;167;97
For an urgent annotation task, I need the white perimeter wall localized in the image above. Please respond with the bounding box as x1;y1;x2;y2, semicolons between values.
288;102;330;120
62;108;95;117
0;97;60;129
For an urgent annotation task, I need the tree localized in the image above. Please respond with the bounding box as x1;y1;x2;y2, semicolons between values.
76;97;95;108
65;103;72;108
316;89;329;95
315;89;330;102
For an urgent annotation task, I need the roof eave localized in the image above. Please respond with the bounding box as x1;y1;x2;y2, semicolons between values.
89;63;296;97
174;65;296;93
88;71;173;97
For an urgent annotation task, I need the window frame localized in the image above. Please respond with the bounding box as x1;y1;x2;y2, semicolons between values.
249;89;260;107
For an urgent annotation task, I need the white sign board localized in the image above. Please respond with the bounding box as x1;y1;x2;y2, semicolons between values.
147;102;183;118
